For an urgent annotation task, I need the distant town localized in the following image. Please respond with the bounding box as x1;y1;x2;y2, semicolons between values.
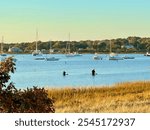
1;36;150;54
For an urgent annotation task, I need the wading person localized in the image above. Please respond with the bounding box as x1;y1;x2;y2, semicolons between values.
63;71;68;76
92;69;96;76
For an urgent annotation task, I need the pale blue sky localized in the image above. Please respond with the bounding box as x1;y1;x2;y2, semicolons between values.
0;0;150;42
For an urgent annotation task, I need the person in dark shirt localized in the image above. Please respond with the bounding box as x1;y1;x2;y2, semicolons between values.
63;71;68;76
92;69;96;76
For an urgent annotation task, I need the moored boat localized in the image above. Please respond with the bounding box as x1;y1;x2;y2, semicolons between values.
123;55;135;59
45;57;59;61
109;40;123;60
109;53;123;60
32;29;43;56
0;36;7;56
93;53;102;60
34;57;45;60
144;52;150;56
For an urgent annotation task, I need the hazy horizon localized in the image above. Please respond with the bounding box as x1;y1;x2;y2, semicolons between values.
0;0;150;43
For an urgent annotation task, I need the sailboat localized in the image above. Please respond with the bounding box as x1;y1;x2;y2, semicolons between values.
32;29;42;56
93;42;102;60
45;40;59;61
65;33;74;57
109;40;123;60
144;52;150;56
0;36;7;56
73;52;82;56
65;33;82;57
0;36;17;62
93;53;102;60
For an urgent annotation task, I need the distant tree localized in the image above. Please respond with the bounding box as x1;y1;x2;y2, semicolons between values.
146;43;150;51
97;42;107;52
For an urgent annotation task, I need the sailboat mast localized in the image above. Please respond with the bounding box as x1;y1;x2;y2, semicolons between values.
109;40;112;53
1;36;4;53
36;29;38;52
68;33;70;54
49;40;51;54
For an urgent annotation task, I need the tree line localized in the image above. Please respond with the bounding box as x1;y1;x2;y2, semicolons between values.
2;36;150;54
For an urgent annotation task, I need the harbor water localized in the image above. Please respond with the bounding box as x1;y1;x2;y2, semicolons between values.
2;54;150;89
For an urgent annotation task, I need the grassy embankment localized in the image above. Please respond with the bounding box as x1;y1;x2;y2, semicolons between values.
47;81;150;113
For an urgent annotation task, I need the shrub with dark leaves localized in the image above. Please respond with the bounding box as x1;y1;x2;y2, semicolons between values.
0;57;55;113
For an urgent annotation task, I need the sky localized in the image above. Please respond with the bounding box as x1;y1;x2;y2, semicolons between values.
0;0;150;43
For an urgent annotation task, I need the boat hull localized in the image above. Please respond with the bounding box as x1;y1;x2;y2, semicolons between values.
45;57;59;61
93;55;102;60
123;56;135;59
109;56;123;60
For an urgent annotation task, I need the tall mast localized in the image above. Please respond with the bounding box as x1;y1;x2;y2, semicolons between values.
68;33;70;53
36;29;38;52
1;36;4;53
49;40;51;54
109;40;112;53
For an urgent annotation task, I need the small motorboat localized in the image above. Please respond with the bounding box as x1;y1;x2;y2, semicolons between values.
123;56;135;59
45;57;59;61
34;57;45;60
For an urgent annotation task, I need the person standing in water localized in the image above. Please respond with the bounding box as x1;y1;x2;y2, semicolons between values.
63;71;68;76
92;69;96;76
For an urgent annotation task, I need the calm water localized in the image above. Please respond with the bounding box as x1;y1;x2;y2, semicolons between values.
3;54;150;88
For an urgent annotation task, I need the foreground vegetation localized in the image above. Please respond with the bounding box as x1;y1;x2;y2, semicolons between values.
0;57;54;113
48;82;150;113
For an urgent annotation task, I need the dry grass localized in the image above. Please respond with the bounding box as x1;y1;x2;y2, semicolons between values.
47;81;150;113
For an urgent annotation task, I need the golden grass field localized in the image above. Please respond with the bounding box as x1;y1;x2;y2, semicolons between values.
47;81;150;113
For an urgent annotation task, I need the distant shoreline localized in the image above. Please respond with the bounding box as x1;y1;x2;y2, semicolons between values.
2;37;150;54
1;52;146;54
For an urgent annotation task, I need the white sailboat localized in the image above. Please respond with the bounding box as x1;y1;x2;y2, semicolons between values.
109;53;123;60
73;52;82;56
93;53;102;60
65;33;74;57
32;29;42;56
144;52;150;56
0;37;17;62
45;40;59;61
65;33;82;57
0;36;7;56
93;42;102;60
109;40;123;60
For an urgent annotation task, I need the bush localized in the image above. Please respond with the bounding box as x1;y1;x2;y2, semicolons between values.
0;57;55;113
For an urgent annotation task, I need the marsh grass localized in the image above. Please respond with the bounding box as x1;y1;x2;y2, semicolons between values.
47;81;150;113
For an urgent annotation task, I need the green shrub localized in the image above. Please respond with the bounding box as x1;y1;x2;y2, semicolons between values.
0;57;55;113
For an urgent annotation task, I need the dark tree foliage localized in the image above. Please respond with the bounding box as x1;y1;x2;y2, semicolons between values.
0;57;55;113
3;36;150;54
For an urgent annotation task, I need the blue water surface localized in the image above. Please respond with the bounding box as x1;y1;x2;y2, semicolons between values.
3;54;150;88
